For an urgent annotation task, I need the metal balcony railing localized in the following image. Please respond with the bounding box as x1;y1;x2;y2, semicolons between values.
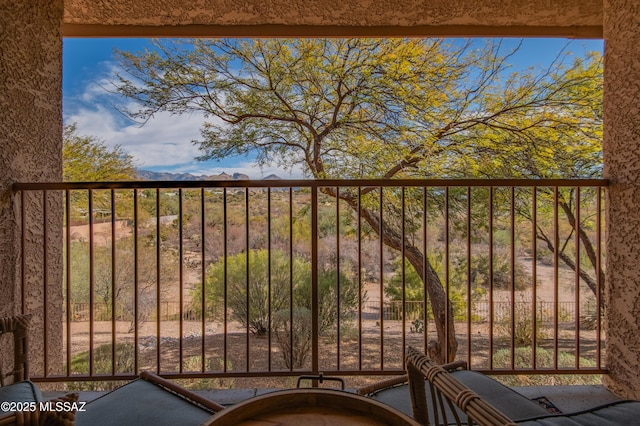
13;178;608;384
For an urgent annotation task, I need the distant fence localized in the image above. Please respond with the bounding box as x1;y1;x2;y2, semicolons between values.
65;302;209;322
66;300;578;324
365;300;578;324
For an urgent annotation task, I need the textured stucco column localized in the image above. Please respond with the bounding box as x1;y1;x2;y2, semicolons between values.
0;1;64;376
603;0;640;399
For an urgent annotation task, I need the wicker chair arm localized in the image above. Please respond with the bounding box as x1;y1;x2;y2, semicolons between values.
0;314;32;386
406;346;516;426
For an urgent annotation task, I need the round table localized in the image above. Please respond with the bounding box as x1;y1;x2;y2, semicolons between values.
202;388;420;425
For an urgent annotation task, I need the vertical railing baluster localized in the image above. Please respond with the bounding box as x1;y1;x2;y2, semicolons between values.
223;188;228;373
179;189;184;374
379;187;384;370
444;187;450;364
110;189;116;376
401;187;406;368
510;187;515;371
532;187;538;370
336;187;341;370
267;187;272;371
156;188;161;373
466;187;472;368
43;190;50;377
65;190;72;376
289;187;294;372
245;187;250;372
575;187;581;369
357;187;363;370
200;188;206;371
422;187;428;356
596;187;603;369
88;189;94;377
311;185;319;379
20;191;26;315
553;187;559;370
133;189;139;374
488;186;495;370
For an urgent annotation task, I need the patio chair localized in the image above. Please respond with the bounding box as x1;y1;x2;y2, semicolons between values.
405;345;640;426
358;356;549;423
74;371;224;426
0;313;76;425
0;313;225;426
0;314;31;388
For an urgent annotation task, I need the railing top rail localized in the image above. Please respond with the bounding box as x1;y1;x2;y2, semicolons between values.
13;178;609;191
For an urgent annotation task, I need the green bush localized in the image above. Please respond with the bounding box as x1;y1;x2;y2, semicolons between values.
384;257;474;321
272;308;313;369
192;249;361;336
192;249;308;335
299;267;361;335
178;356;235;390
192;249;361;369
495;294;547;346
66;342;135;391
492;346;601;387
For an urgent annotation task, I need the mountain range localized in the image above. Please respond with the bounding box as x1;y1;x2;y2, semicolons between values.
136;169;282;181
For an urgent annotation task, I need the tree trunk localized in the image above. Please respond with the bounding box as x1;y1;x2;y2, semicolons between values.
558;200;605;303
329;189;457;363
404;244;458;363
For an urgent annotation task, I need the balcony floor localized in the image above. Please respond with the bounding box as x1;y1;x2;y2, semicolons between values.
44;384;621;416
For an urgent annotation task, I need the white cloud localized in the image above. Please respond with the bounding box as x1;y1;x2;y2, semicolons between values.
66;105;206;168
64;68;306;179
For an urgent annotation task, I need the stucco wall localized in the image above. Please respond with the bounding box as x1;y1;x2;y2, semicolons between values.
602;0;640;400
0;0;64;376
62;0;602;37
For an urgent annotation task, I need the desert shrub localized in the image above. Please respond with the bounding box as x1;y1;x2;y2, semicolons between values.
298;267;361;335
580;298;602;330
452;250;529;291
178;356;235;390
495;294;548;346
272;308;313;369
66;237;178;332
192;249;361;336
193;249;360;369
492;346;601;387
66;342;135;391
384;257;475;321
192;249;308;335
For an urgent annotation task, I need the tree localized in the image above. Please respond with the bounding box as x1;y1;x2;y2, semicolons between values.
63;124;138;223
67;236;179;333
63;124;136;182
114;38;600;362
435;53;604;306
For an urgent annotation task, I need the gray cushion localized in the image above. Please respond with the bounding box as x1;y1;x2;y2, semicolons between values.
370;370;549;423
452;370;550;420
369;383;415;418
75;378;215;426
0;380;43;404
518;400;640;425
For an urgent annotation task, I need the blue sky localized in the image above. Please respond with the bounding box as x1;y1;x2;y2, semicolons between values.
63;37;603;179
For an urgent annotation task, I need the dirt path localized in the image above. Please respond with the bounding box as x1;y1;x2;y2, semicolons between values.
69;221;132;243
